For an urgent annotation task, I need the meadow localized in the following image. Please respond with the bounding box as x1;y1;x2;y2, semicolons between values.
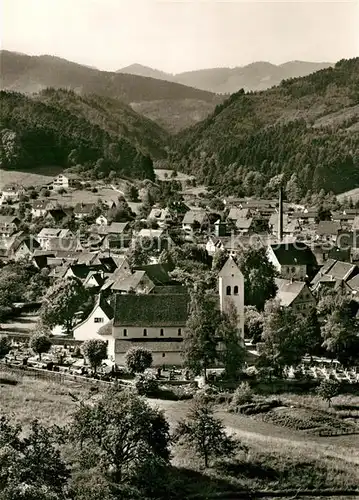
1;373;359;496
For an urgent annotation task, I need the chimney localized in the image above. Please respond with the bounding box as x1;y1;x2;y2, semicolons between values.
278;186;283;242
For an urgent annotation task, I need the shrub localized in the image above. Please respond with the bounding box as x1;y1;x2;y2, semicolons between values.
232;382;254;406
125;347;153;374
317;379;341;407
135;373;159;396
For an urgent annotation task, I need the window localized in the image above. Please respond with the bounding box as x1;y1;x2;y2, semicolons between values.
233;285;239;295
226;285;231;295
143;328;147;336
291;267;296;273
160;328;164;336
94;317;104;323
123;329;127;337
178;328;182;336
162;353;166;358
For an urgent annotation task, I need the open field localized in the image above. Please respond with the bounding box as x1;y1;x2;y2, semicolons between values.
0;166;63;190
337;187;359;203
1;375;358;495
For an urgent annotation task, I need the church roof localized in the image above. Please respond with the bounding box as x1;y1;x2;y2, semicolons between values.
113;294;190;327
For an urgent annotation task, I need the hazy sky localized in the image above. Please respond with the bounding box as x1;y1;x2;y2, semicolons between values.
2;0;358;73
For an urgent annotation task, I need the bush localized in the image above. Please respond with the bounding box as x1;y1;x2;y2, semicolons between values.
125;347;153;374
135;373;159;396
232;382;254;406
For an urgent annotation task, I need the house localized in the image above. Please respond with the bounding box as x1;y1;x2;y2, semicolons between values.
0;216;20;238
73;203;96;219
37;228;74;249
0;184;23;203
96;214;109;226
47;237;83;253
75;256;245;367
235;217;254;234
134;228;174;252
291;209;318;225
52;173;79;190
311;259;359;293
46;208;72;224
274;278;316;314
316;221;342;242
13;236;40;261
31;199;57;218
73;295;114;341
182;209;209;235
267;242;318;281
148;207;173;227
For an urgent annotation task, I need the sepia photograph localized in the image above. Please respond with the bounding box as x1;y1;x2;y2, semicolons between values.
0;0;359;499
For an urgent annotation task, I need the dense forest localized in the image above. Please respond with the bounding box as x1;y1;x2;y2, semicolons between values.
172;58;359;198
0;89;165;180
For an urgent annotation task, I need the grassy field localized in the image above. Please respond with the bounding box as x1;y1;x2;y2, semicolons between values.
1;374;359;495
0;166;63;190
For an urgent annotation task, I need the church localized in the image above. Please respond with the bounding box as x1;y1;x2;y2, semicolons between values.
74;256;244;367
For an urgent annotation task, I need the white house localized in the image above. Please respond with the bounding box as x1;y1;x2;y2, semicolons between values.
0;184;23;203
73;295;114;342
37;228;73;250
52;173;79;190
267;242;317;281
96;214;109;226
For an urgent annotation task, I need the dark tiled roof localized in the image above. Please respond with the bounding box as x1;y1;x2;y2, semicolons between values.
270;242;317;266
134;263;171;285
99;295;114;320
113;293;190;327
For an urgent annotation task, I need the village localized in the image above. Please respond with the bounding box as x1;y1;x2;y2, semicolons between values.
0;168;359;383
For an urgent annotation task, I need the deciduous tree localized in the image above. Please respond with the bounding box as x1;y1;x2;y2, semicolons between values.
174;397;237;468
125;347;153;374
81;339;107;373
29;333;52;361
40;277;89;334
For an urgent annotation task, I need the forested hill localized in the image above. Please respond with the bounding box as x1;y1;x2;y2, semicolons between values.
173;58;359;198
0;51;215;103
0;88;170;180
1;51;220;133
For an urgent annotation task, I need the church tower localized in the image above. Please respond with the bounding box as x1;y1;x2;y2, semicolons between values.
218;256;244;338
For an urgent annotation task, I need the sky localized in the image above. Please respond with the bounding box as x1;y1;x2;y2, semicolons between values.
1;0;358;73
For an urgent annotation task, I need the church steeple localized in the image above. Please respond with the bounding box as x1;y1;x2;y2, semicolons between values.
218;256;244;338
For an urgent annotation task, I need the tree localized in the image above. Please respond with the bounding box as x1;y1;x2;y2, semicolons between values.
81;339;107;373
40;277;89;334
244;305;263;342
217;302;245;380
236;247;277;310
0;335;11;360
300;307;323;359
317;379;341;407
320;296;359;365
183;291;221;380
125;347;153;374
0;416;70;499
174;397;237;467
29;333;52;361
259;300;305;376
70;387;170;483
124;184;139;202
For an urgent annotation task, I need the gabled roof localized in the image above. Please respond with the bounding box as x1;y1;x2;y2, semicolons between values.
73;203;96;214
137;228;165;239
311;259;358;286
112;270;151;292
228;208;250;220
134;263;172;285
317;220;341;236
0;215;19;224
275;278;309;307
37;227;62;238
182;210;208;225
48;237;82;252
113;293;190;327
107;222;129;234
269;242;317;266
235;217;253;230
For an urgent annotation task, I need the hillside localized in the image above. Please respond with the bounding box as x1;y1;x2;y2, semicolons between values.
118;60;333;94
0;51;220;132
173;58;359;197
0;88;170;180
117;63;173;81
